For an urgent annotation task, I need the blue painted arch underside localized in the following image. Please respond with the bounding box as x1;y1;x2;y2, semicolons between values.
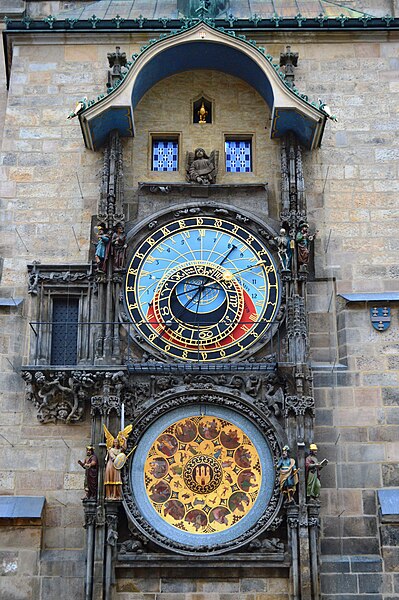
88;39;319;149
132;41;275;110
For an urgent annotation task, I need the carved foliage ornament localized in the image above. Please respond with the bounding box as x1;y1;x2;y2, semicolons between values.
285;395;315;417
23;369;128;423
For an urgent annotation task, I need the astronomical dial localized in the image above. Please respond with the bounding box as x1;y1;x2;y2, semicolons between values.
125;216;280;361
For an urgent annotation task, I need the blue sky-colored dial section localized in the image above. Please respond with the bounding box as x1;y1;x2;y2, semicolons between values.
136;227;270;314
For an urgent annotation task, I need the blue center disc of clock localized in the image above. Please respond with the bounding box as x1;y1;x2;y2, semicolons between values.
175;276;226;314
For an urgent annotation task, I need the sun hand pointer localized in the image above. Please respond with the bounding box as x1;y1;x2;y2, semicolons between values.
200;260;266;289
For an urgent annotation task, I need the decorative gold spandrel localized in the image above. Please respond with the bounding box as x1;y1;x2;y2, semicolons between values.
144;415;261;534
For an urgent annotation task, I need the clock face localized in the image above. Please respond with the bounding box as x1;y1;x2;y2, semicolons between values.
125;216;280;361
128;403;277;551
143;415;262;535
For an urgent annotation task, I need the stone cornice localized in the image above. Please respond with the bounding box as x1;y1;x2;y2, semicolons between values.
5;15;399;33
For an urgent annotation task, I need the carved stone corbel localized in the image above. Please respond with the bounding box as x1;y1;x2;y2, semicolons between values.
22;369;97;423
285;395;315;417
83;500;97;529
90;370;127;416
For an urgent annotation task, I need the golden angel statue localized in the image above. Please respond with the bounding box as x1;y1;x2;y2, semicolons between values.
103;424;132;500
186;147;218;185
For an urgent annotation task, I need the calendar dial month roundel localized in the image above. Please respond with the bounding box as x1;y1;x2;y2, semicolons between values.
125;215;280;361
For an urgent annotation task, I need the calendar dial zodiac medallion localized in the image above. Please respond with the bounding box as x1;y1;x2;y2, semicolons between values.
125;216;280;361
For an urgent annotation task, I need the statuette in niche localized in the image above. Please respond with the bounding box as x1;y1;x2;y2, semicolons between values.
305;443;328;501
78;445;99;500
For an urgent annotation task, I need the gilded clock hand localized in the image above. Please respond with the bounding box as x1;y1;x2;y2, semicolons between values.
200;261;266;290
224;260;266;279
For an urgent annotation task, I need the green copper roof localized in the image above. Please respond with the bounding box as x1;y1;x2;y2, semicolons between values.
55;0;376;20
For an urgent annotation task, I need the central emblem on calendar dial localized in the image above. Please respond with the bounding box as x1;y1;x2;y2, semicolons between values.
125;216;280;361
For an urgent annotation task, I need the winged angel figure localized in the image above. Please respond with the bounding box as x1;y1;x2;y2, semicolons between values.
186;147;219;184
103;424;133;500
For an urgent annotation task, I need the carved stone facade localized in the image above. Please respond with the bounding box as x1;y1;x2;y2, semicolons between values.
18;127;318;597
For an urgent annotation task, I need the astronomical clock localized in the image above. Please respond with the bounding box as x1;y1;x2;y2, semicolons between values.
124;214;280;362
121;204;286;555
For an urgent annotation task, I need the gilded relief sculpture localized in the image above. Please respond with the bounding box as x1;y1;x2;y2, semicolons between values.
198;101;208;123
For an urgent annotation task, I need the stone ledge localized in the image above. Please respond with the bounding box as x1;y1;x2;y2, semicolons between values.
138;182;268;199
117;552;289;570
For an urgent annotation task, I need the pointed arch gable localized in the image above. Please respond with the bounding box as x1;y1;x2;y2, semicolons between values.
79;23;326;151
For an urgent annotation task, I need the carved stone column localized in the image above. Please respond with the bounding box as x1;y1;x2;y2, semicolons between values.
287;505;300;600
95;130;126;364
83;500;97;600
104;501;121;600
308;504;321;599
280;132;318;599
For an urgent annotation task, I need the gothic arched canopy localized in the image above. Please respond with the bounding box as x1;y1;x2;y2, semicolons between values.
79;23;326;151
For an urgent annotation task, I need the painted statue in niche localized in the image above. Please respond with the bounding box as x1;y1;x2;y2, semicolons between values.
103;424;133;500
111;223;127;271
277;445;299;503
296;222;317;269
94;223;110;272
275;227;293;271
78;445;99;500
186;148;218;184
305;443;328;501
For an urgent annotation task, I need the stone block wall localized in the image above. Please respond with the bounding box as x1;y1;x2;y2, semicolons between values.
129;69;278;190
0;20;399;600
0;525;42;600
114;571;290;600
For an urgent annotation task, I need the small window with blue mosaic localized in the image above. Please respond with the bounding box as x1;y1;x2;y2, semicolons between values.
152;140;178;171
225;140;252;173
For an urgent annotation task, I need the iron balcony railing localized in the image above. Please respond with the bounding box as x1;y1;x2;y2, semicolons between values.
27;320;284;368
